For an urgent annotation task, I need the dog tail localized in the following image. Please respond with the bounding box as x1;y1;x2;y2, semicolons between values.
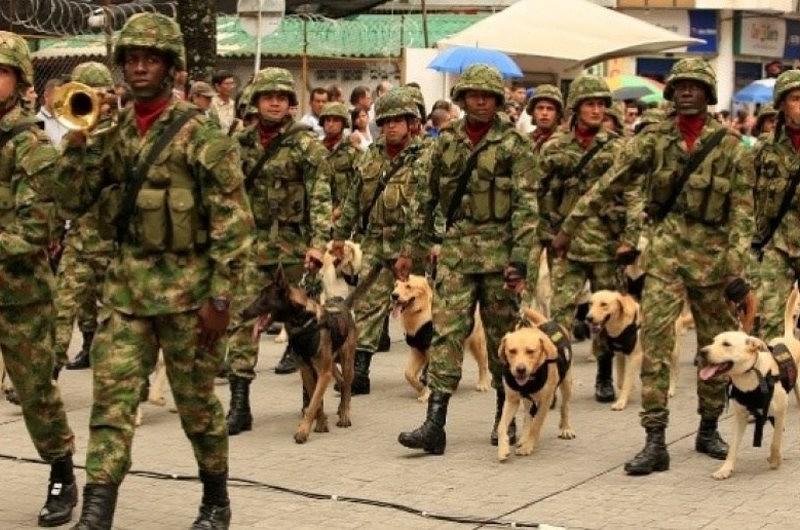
522;306;548;326
784;282;800;340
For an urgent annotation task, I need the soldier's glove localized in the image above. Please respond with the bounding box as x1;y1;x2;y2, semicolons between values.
304;248;324;274
393;255;412;281
551;231;571;259
198;298;231;352
503;262;527;295
330;240;345;264
615;244;640;266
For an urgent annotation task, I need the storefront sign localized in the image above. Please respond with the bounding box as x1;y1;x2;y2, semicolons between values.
736;15;787;57
622;9;717;54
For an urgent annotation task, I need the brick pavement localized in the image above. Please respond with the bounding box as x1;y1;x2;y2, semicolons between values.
1;321;799;529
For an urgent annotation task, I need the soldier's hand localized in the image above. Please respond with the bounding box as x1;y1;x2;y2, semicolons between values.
738;291;758;334
552;231;571;259
305;248;324;273
332;207;342;223
615;244;639;266
724;277;757;333
330;240;345;261
198;299;230;353
503;262;527;294
63;130;88;148
393;255;412;280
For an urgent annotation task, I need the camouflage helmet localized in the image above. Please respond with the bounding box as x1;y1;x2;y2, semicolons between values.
402;85;426;120
318;102;351;128
451;64;505;105
114;13;186;70
374;87;419;125
237;83;258;118
604;106;624;130
0;31;33;87
71;61;114;89
753;103;778;136
566;75;612;111
773;69;800;107
526;83;563;115
249;67;298;106
663;57;717;105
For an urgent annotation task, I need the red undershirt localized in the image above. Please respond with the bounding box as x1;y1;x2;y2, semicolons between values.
465;119;493;146
386;138;409;160
133;96;171;136
531;128;552;145
323;133;342;152
676;114;706;152
786;125;800;152
574;123;599;150
258;121;282;149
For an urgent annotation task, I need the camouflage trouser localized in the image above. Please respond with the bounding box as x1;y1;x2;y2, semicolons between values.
639;274;734;429
428;266;517;393
0;302;75;462
85;308;227;485
756;248;799;340
353;262;394;353
550;259;618;357
53;243;110;365
227;262;304;380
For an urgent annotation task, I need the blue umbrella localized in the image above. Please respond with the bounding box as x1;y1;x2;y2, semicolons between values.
428;46;523;79
733;78;776;103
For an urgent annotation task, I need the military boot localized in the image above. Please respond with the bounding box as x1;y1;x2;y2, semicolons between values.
351;349;373;395
572;302;591;342
398;391;449;455
695;418;728;460
71;484;118;530
226;376;252;435
594;352;616;403
191;471;231;530
273;345;298;374
624;426;670;475
490;389;516;446
67;331;93;370
377;316;391;352
38;455;78;527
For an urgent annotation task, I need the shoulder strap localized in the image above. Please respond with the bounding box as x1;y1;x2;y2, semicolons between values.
444;141;492;231
571;137;607;178
115;109;199;243
244;124;309;192
757;159;800;251
653;127;727;223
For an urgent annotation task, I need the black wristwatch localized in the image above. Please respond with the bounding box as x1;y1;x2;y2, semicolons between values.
212;296;230;312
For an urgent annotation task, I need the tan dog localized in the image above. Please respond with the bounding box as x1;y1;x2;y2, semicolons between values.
699;286;800;480
496;308;575;461
391;275;489;402
320;240;363;302
587;290;644;411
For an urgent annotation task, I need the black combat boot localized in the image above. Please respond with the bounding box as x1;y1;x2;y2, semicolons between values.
490;388;516;446
67;331;93;370
191;471;231;530
398;391;449;455
624;426;670;475
594;353;616;403
695;417;728;460
226;376;252;435
273;345;298;374
572;303;591;342
377;316;391;352
38;455;78;527
351;349;373;395
71;484;118;530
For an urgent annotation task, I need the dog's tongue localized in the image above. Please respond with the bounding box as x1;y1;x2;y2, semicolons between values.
391;305;402;320
699;364;722;381
252;314;273;342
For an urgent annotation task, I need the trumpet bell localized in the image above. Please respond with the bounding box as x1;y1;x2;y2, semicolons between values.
52;81;101;131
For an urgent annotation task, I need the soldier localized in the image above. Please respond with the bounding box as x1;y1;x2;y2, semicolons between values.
534;75;636;404
397;64;539;454
633;108;666;135
318;102;359;221
552;58;755;475
753;103;778;138
53;62;116;372
57;13;253;529
603;106;625;135
226;67;332;432
0;30;78;528
527;84;563;153
753;70;800;341
331;88;424;394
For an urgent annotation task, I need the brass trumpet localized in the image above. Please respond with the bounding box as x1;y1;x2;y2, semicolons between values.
52;81;102;131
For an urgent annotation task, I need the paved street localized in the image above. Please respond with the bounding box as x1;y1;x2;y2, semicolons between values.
2;321;800;529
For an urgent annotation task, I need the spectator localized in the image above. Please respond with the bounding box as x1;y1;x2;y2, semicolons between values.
349;107;372;151
327;83;344;103
211;70;237;132
189;81;220;126
375;80;392;101
504;100;522;124
510;81;527;106
300;87;328;138
427;108;451;138
765;60;784;79
173;67;188;100
36;78;68;146
623;102;640;135
351;84;376;139
23;84;37;112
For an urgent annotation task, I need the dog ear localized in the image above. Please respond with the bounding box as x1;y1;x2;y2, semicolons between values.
540;335;558;360
746;336;769;353
498;335;508;365
275;263;288;290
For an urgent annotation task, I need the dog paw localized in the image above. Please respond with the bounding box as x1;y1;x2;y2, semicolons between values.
515;443;534;456
768;454;782;469
611;400;627;411
417;388;431;402
294;430;309;444
475;380;490;392
336;418;352;428
313;421;329;433
498;448;510;462
149;397;167;407
558;428;576;440
668;388;676;398
134;408;142;427
711;466;732;480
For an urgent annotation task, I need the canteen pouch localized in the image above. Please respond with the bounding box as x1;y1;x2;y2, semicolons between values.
492;176;513;221
167;188;197;252
135;188;168;252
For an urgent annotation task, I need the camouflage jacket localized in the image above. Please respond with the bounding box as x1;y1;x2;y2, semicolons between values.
0;104;59;306
57;98;254;316
326;135;360;209
405;115;540;274
235;119;332;265
536;128;638;261
333;136;423;263
753;129;800;258
561;114;754;286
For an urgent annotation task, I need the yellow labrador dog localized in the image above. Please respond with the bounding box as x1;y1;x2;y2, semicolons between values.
391;275;489;401
699;286;800;480
587;290;644;411
497;308;575;462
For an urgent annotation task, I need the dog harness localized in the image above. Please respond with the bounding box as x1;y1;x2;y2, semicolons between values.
727;344;798;447
287;298;351;366
602;316;639;356
405;321;434;351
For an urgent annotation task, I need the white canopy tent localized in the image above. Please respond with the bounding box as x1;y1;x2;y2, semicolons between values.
437;0;704;76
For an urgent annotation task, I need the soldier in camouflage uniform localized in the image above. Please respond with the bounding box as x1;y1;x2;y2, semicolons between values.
527;84;563;153
226;67;332;432
634;108;666;135
753;103;778;138
53;62;116;372
331;88;423;394
553;58;755;475
397;65;539;455
534;75;638;404
57;13;254;529
0;30;78;528
319;102;359;219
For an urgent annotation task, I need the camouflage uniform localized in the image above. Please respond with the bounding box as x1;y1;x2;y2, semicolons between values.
0;30;77;527
56;15;253;525
560;58;754;473
319;102;359;210
527;84;563;154
53;62;115;369
753;103;778;138
398;65;539;455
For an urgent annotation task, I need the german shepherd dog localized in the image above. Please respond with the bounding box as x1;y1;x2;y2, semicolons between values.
241;267;357;444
